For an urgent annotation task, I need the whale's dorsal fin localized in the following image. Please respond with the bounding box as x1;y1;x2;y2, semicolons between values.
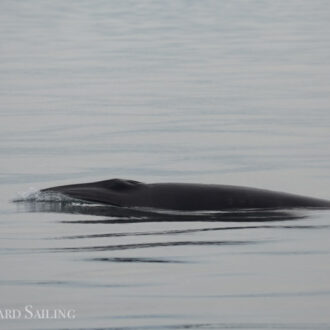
98;179;143;191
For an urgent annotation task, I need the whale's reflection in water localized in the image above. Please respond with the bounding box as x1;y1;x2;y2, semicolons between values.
16;199;306;223
13;200;320;261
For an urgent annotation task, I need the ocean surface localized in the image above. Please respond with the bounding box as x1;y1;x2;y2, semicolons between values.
1;1;330;329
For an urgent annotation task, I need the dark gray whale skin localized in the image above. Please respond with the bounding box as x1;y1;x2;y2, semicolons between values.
41;178;330;211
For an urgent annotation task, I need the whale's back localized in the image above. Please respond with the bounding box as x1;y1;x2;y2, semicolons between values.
42;179;330;211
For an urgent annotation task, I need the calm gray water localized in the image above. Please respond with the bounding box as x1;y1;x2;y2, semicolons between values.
1;0;330;329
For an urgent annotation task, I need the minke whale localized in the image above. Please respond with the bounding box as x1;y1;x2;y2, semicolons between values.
41;178;330;211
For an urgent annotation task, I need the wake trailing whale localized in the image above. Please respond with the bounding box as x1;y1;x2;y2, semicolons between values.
41;178;330;211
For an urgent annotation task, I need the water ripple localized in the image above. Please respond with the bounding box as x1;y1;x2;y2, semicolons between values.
49;240;255;253
54;224;330;240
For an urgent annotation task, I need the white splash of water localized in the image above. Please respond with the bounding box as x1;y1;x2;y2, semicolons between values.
12;189;76;203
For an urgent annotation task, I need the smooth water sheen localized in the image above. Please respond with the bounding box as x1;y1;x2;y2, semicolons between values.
1;0;330;329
